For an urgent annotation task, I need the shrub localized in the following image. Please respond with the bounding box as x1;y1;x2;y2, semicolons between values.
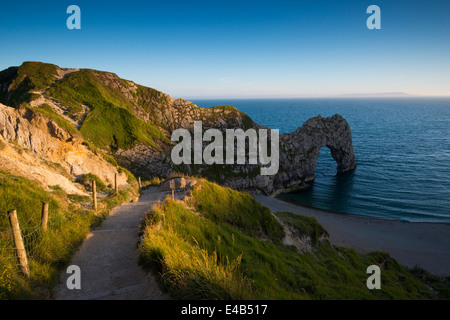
77;173;106;191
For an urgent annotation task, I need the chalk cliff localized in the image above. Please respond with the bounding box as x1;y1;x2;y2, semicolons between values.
0;103;128;195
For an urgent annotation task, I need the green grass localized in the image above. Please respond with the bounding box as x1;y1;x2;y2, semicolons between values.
140;177;163;189
28;104;79;137
275;212;328;245
139;179;440;300
79;103;166;151
118;166;137;184
207;105;255;130
77;173;107;192
46;69;133;112
46;69;170;151
0;171;138;299
190;181;284;242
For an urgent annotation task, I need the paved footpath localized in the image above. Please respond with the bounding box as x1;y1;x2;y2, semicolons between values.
54;187;171;300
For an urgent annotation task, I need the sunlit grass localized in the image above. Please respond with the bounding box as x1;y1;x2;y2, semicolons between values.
0;171;138;299
139;179;438;300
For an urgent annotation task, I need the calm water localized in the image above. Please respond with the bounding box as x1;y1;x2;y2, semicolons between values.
192;98;450;222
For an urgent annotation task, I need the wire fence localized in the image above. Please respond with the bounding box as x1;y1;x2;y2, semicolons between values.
0;202;63;276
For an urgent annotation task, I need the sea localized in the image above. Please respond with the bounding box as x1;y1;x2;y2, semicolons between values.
192;98;450;223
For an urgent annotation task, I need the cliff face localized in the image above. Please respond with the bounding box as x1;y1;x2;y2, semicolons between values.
115;108;356;195
207;114;356;195
276;114;356;193
0;62;356;195
0;103;128;195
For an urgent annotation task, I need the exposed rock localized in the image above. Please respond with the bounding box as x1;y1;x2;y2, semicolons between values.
271;114;356;194
0;62;356;197
0;103;128;194
275;215;329;254
118;112;356;196
160;177;199;191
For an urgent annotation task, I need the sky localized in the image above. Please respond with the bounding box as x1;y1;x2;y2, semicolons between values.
1;0;449;99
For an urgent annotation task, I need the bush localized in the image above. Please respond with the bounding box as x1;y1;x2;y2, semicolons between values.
77;173;106;191
118;166;136;184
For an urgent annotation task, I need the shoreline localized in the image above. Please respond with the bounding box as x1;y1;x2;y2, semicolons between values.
254;194;450;277
275;196;450;225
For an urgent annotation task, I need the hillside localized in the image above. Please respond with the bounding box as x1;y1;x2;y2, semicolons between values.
139;179;444;299
0;61;356;195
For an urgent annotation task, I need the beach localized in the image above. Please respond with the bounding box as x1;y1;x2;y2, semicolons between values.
254;195;450;277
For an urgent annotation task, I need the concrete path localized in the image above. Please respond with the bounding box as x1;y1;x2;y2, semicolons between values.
54;187;171;300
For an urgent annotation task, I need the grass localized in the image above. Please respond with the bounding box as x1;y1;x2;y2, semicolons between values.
0;171;138;299
118;166;137;184
0;62;59;108
45;69;171;151
139;199;254;300
139;179;443;300
28;104;79;137
46;69;132;112
79;103;166;151
189;181;284;242
77;173;107;192
275;212;328;245
206;105;255;130
140;177;163;189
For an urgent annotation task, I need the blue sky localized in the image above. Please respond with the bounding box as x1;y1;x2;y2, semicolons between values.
1;0;449;98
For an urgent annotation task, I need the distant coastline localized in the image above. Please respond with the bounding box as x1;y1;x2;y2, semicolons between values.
336;92;416;98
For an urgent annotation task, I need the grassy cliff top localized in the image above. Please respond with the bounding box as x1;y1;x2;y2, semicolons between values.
139;179;443;300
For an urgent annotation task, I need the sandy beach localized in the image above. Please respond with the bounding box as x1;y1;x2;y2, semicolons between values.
254;195;450;277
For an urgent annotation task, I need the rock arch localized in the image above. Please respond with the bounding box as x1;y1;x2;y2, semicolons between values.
270;114;357;194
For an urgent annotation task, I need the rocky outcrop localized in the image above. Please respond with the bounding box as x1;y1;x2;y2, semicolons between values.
219;114;356;195
116;113;356;196
160;177;200;191
276;114;356;193
0;103;128;194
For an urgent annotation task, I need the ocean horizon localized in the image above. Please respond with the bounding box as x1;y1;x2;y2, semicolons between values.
193;97;450;223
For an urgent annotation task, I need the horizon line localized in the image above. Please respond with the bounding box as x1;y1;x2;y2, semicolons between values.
185;94;450;100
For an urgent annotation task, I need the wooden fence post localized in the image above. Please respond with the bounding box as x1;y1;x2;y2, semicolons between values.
7;209;30;278
92;180;97;211
170;180;175;200
138;176;142;191
115;173;118;194
41;201;49;231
